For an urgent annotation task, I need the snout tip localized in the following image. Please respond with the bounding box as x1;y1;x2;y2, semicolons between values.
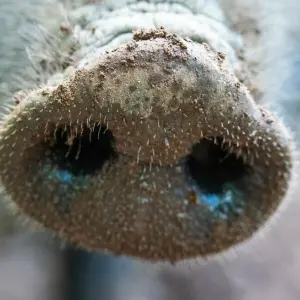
0;29;294;262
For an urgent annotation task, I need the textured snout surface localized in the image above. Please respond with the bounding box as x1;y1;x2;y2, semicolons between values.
0;29;293;262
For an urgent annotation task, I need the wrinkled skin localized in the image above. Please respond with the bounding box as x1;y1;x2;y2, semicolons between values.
0;0;300;300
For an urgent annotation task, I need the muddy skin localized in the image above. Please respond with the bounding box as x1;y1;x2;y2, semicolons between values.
0;27;293;262
0;0;299;300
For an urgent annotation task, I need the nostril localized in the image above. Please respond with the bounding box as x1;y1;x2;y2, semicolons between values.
185;136;252;221
43;123;117;176
25;123;119;212
187;137;251;194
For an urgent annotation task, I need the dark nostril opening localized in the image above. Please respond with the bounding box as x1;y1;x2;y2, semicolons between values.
45;123;118;176
186;137;252;195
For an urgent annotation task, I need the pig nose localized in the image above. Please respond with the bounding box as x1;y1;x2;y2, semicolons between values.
0;28;294;263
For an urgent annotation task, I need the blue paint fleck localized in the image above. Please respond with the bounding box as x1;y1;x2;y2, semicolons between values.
42;164;90;189
55;170;73;185
39;163;92;211
190;182;245;221
201;194;221;211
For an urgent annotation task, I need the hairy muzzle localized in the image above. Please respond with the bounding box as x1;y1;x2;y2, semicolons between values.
0;29;293;262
